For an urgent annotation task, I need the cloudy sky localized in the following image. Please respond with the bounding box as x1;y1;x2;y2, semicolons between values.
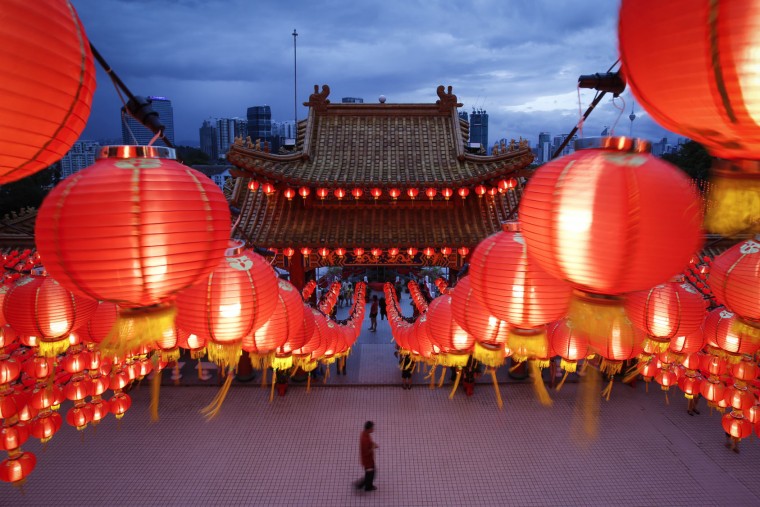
71;0;675;147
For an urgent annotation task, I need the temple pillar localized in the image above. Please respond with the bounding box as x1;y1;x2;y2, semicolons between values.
288;250;306;290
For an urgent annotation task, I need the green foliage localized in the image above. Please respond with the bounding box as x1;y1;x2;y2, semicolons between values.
661;141;711;188
175;145;210;166
0;165;58;217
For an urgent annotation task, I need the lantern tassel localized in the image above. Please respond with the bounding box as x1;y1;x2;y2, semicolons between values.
429;365;436;389
529;361;553;407
490;368;503;410
574;363;600;442
556;371;570;392
664;391;669;405
438;367;447;388
261;368;268;388
448;368;462;399
102;303;177;359
600;378;614;401
150;361;161;422
323;366;330;384
269;369;276;403
200;368;234;420
307;372;311;393
622;362;643;384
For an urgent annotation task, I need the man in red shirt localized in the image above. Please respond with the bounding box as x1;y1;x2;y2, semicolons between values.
355;420;378;491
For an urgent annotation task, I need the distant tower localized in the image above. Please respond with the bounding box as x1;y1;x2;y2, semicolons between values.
121;96;175;147
469;109;489;149
246;106;272;145
628;102;636;137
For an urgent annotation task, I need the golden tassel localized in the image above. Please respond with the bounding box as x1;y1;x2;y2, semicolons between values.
38;337;71;358
509;361;524;373
600;378;614;401
490;368;503;410
574;363;600;443
664;391;669;405
556;371;570;392
323;366;330;384
448;368;462;399
269;369;276;403
428;365;436;389
438;367;447;388
529;361;552;407
200;369;234;420
150;361;161;422
261;368;267;388
102;303;176;359
621;362;643;384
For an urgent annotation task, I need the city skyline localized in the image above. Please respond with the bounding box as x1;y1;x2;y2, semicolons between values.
70;0;675;149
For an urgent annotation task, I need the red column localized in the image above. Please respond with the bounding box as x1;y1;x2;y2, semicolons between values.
289;250;306;290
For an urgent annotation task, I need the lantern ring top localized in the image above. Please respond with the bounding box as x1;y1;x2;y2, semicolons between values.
97;145;176;160
574;136;651;154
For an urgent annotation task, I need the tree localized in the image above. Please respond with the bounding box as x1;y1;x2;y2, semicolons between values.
175;145;210;166
0;165;58;216
662;141;711;190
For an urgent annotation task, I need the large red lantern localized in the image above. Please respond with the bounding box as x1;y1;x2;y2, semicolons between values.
176;242;278;369
520;138;703;295
0;451;36;485
549;319;589;373
426;295;474;367
451;276;509;367
0;0;96;185
3;276;97;357
36;146;230;353
709;236;760;337
619;1;760;235
705;308;758;361
244;280;304;365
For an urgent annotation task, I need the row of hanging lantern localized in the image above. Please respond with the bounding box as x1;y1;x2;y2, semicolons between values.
247;179;519;202
288;246;470;260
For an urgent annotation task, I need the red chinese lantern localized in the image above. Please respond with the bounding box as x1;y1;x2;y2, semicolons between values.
549;319;589;373
370;188;382;200
440;247;452;256
316;188;329;200
457;246;469;257
668;327;706;357
425;188;437;200
0;451;36;485
283;188;296;201
351;188;363;200
298;187;310;200
389;188;401;200
247;180;259;192
723;411;753;440
243;280;303;362
423;247;435;258
426;295;474;367
457;188;470;200
3;276;98;357
353;248;365;257
261;182;276;196
331;188;345;200
520;139;703;296
407;247;418;257
474;185;487;197
176;242;279;370
619;0;760;235
75;301;119;345
35;146;230;353
625;279;706;352
282;247;295;258
387;247;399;257
709;236;760;337
407;188;419;200
318;247;330;258
0;0;96;185
334;247;346;257
451;276;509;367
487;187;498;197
300;247;312;256
705;308;758;361
109;392;132;420
441;188;453;200
371;248;382;258
30;411;62;443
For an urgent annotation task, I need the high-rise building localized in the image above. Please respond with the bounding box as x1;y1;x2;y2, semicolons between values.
468;109;488;149
59;140;100;179
341;97;364;103
199;120;217;160
551;134;577;158
121;96;175;147
216;117;247;159
537;132;551;164
246;106;272;146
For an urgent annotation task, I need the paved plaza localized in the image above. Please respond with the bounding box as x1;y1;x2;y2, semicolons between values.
3;294;759;506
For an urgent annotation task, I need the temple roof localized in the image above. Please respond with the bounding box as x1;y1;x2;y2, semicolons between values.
227;85;534;188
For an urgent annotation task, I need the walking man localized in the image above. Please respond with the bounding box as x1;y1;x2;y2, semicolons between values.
355;421;378;491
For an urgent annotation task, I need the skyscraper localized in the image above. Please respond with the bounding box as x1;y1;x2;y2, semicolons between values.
246;106;272;146
468;109;489;150
59;140;100;179
537;131;551;164
216;117;247;159
121;96;175;147
199;120;217;160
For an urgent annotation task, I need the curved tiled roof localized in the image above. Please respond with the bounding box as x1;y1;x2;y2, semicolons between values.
227;85;534;188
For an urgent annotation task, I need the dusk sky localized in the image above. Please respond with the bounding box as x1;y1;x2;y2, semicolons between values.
71;0;676;147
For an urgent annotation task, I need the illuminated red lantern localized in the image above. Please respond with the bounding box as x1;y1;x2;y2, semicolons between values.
407;247;418;257
520;139;703;295
109;392;132;420
0;451;36;485
423;247;435;258
370;188;382;200
283;188;296;201
451;276;509;366
282;247;295;258
456;188;469;200
668;327;706;357
248;180;259;192
244;280;303;358
426;295;474;365
440;246;452;256
389;188;401;200
441;188;453;200
474;185;487;197
75;301;119;344
407;188;419;200
298;186;310;199
300;247;312;256
724;385;756;412
316;188;329;200
469;222;572;329
625;279;706;351
0;0;96;185
705;308;758;359
0;356;20;386
261;182;276;196
318;247;330;258
709;237;760;332
35;146;230;352
457;246;469;257
425;188;437;200
387;247;399;257
351;188;363;200
371;248;382;258
487;187;498;197
353;247;365;257
549;319;589;373
176;242;278;369
723;411;753;440
31;411;62;443
66;403;93;431
3;276;98;357
332;188;346;200
619;1;760;235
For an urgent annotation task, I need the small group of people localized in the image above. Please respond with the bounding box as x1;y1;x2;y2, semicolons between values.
338;280;353;307
367;295;386;332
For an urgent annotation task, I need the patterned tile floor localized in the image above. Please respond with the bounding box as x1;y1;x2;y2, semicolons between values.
3;292;759;506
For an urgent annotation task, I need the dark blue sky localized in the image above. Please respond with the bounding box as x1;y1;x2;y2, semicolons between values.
71;0;675;146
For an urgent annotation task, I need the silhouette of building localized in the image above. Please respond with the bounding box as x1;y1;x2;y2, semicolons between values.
121;96;175;147
468;109;488;149
246;106;272;147
536;132;551;164
341;97;364;103
59;140;100;179
199;120;217;160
